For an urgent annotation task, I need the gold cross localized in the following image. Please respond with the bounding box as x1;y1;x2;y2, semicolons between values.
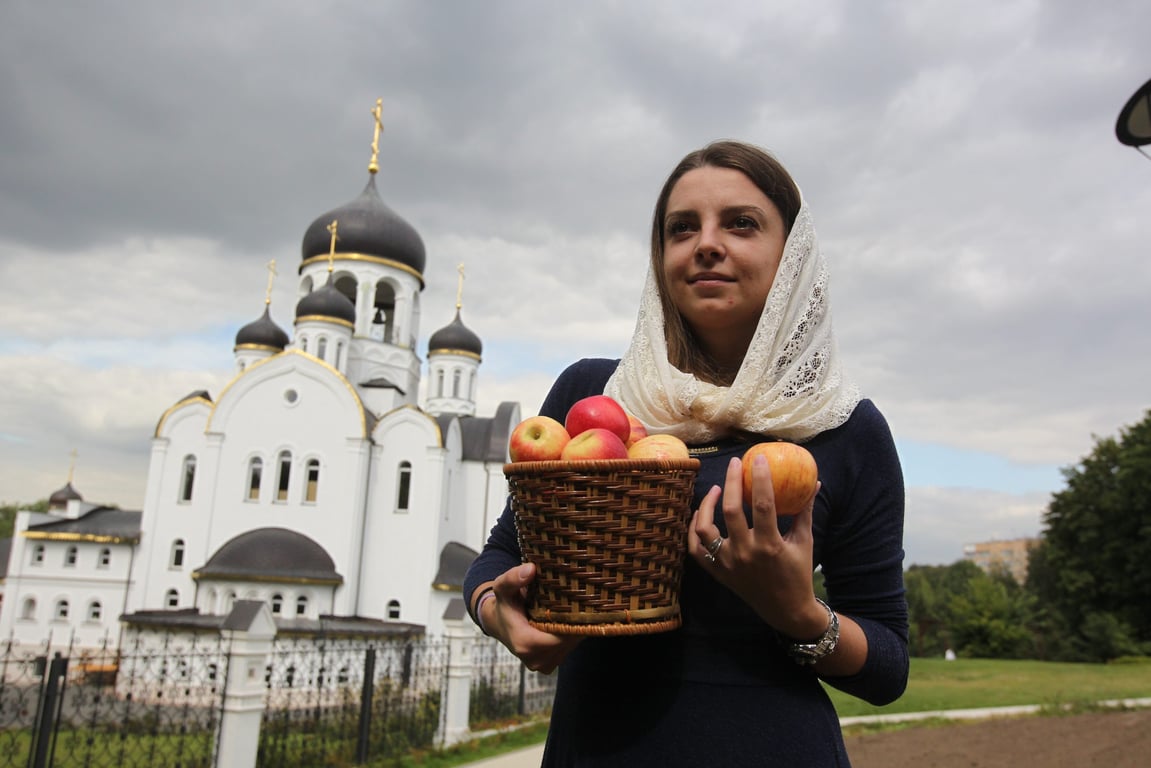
68;449;77;483
456;263;466;310
326;220;339;273
369;98;384;174
264;259;277;306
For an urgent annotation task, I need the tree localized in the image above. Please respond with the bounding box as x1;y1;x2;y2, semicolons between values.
1029;411;1151;661
0;499;49;539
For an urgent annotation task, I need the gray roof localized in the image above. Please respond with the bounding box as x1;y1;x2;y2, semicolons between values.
432;542;478;591
121;608;424;637
194;527;342;585
458;401;518;462
24;507;142;542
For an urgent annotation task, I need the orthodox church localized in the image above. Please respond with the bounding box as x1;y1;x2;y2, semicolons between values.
0;106;519;648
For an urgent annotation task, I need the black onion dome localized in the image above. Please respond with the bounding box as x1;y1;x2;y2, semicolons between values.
301;175;426;276
48;481;82;509
195;527;342;584
235;306;289;350
428;310;482;357
295;276;356;325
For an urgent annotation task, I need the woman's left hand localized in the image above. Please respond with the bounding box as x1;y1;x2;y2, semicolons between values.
688;455;829;639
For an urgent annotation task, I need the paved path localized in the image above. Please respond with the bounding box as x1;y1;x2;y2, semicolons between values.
459;698;1151;768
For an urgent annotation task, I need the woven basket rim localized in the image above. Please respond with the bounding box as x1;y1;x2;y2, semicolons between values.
504;457;701;475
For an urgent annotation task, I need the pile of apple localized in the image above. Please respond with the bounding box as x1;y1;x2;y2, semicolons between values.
508;395;690;463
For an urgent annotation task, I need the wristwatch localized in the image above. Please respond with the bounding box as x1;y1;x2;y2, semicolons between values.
787;597;840;666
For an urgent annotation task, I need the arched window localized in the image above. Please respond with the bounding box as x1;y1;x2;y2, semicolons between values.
64;545;78;567
270;593;283;615
396;461;412;513
180;455;196;502
304;459;320;503
387;599;401;620
31;544;45;566
295;595;308;617
54;600;69;620
20;597;36;621
276;451;292;502
335;340;344;368
247;457;263;501
87;601;102;621
226;590;237;612
452;368;462;397
170;539;185;568
317;336;328;361
436;369;445;397
98;548;111;568
166;589;180;608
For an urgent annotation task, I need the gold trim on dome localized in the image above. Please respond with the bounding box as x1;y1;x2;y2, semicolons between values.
191;571;344;586
207;349;368;438
23;531;139;544
429;348;481;362
233;343;283;353
299;253;425;287
294;314;355;330
432;582;462;592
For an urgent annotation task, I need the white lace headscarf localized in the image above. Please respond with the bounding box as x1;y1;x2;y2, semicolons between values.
604;200;860;444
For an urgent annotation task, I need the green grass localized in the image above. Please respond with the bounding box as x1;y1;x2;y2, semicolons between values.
825;657;1151;718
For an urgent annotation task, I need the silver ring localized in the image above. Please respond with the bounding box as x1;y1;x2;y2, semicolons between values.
706;536;724;558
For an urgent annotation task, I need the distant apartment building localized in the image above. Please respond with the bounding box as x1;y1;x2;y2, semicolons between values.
963;537;1039;584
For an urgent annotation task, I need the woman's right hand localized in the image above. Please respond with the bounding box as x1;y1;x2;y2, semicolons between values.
478;562;582;674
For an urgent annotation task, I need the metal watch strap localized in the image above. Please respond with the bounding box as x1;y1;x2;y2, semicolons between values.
787;597;840;666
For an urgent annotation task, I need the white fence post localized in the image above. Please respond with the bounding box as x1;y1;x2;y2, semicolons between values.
215;600;277;768
441;602;479;747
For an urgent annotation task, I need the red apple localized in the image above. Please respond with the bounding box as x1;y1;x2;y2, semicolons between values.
508;416;571;462
625;414;648;447
565;395;631;443
740;442;819;516
627;434;690;460
559;428;629;461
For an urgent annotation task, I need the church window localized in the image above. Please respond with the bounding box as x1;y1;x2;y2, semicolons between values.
304;459;320;503
226;591;237;612
87;601;102;621
317;336;328;361
180;455;196;502
54;600;69;620
396;462;412;513
436;369;445;398
247;457;263;501
295;595;308;617
453;368;462;397
65;546;78;567
271;593;283;615
20;598;36;621
170;539;185;568
31;544;44;566
166;589;180;608
98;548;111;568
387;600;401;620
276;451;292;502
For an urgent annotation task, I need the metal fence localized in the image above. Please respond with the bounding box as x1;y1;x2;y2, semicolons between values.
0;633;226;768
0;630;555;768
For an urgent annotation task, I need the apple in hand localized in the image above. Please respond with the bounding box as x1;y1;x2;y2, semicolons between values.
625;414;648;447
560;428;629;461
508;416;571;462
740;442;819;516
627;434;690;460
565;395;631;443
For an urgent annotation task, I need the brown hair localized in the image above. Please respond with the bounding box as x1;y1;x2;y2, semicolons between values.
650;140;802;385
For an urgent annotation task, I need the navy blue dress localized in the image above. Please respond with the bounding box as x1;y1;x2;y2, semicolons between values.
465;359;909;767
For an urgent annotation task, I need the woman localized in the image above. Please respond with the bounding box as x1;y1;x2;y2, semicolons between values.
464;140;908;766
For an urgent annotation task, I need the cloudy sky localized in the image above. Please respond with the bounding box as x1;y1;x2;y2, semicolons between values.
1;0;1148;567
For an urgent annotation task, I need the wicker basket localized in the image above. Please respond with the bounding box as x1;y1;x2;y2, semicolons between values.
505;458;700;636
